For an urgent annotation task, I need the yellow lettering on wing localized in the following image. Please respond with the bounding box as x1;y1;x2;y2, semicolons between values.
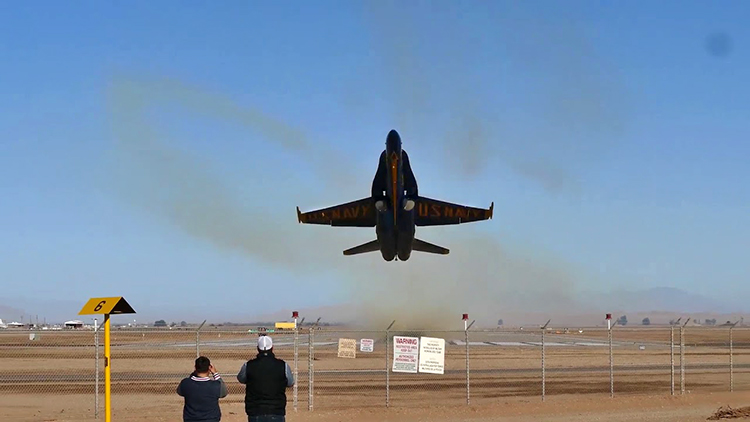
328;204;371;220
413;201;490;222
430;204;441;217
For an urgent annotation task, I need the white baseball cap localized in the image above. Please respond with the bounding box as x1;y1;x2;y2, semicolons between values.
258;336;273;351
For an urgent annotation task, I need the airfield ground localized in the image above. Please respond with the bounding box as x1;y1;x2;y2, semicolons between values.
2;326;749;421
5;391;750;422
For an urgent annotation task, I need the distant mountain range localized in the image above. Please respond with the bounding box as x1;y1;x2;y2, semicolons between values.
582;286;741;314
244;287;746;328
1;287;745;327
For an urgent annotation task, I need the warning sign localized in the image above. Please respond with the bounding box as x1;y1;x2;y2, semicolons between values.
360;338;374;352
392;336;419;373
418;336;445;374
337;338;356;358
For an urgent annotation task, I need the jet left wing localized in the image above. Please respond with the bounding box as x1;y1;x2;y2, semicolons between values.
296;197;376;227
413;196;493;226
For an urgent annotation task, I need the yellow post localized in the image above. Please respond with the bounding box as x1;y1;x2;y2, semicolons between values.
104;313;111;422
79;297;136;422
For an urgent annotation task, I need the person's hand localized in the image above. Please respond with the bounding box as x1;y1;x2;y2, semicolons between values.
209;364;216;374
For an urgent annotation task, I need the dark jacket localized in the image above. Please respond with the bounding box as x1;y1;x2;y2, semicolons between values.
236;351;294;416
176;372;228;422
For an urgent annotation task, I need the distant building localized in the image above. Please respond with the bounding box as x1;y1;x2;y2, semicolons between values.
64;320;84;329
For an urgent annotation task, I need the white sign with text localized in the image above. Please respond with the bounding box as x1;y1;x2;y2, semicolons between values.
418;336;445;374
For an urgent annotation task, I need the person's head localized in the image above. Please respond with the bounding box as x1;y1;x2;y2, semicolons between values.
257;335;273;353
195;356;211;374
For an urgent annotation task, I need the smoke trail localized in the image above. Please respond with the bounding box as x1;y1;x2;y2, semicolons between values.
360;1;630;193
103;73;591;329
104;75;366;273
108;75;360;192
323;2;606;327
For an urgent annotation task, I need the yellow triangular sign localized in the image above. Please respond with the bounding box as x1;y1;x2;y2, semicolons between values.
79;297;136;315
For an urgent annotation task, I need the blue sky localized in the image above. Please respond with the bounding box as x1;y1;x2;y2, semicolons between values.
1;1;748;324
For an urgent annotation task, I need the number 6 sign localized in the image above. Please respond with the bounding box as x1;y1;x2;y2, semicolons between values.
78;296;136;422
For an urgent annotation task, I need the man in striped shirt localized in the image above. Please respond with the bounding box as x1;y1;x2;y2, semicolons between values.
177;356;228;422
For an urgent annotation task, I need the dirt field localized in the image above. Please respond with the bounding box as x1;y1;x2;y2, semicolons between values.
2;327;750;421
4;392;750;422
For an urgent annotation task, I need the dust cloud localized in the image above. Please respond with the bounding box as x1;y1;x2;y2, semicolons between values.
347;232;587;330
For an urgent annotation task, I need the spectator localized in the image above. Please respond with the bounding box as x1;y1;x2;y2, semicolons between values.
237;335;295;422
177;356;228;422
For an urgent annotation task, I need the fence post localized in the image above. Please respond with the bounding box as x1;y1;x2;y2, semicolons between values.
609;324;613;397
308;317;320;411
680;325;684;394
541;319;550;402
94;318;99;420
293;328;298;411
729;320;738;392
293;315;303;412
680;319;689;395
385;320;395;408
308;326;313;411
730;325;734;392
465;320;475;405
195;320;206;358
670;325;675;396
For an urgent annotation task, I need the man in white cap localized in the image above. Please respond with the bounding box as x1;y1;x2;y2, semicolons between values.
236;335;295;422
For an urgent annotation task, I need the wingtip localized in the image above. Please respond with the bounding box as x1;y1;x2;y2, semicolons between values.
488;202;494;219
296;206;302;223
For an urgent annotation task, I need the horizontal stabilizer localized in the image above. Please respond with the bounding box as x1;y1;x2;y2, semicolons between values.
343;239;381;256
412;238;450;255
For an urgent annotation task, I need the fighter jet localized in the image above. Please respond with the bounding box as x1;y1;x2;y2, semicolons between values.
296;129;493;261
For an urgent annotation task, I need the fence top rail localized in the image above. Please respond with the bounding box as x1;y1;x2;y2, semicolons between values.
1;324;748;335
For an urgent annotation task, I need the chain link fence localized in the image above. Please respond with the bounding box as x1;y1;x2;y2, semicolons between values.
2;324;750;420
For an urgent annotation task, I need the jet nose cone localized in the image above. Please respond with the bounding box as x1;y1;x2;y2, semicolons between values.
386;129;401;149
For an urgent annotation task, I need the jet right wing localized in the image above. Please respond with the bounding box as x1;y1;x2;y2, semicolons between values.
413;196;493;226
296;197;377;227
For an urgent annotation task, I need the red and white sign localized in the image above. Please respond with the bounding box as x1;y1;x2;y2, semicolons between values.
392;336;419;373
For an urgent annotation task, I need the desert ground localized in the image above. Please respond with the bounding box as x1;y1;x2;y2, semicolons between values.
2;326;750;421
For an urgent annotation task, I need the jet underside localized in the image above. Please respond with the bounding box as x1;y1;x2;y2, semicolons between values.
296;130;493;261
